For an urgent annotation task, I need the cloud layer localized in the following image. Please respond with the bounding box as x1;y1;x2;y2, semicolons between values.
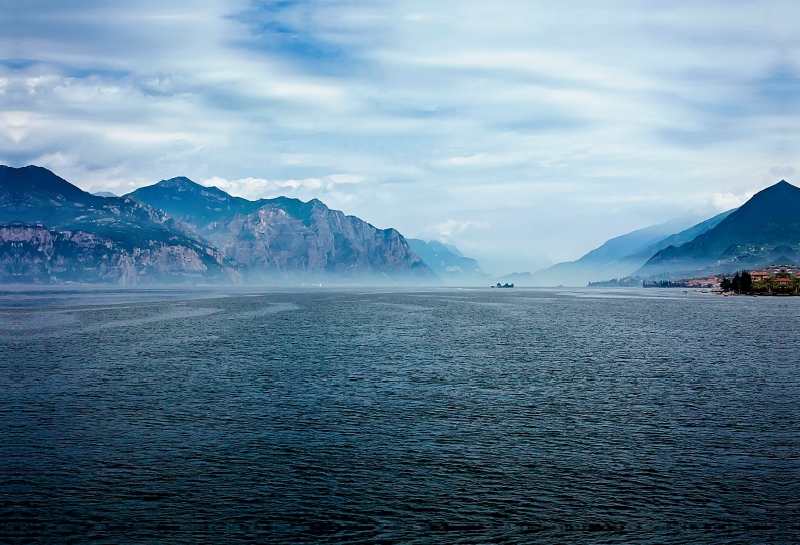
2;0;799;272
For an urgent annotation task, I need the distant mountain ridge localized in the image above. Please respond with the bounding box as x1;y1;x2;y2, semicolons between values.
527;213;734;286
498;271;533;283
8;165;789;286
406;239;490;285
0;166;435;284
625;209;736;265
637;180;800;278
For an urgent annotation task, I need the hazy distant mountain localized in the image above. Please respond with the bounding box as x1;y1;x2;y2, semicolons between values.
93;191;117;198
637;180;800;278
441;243;464;256
498;271;533;284
129;177;435;282
623;209;735;265
579;208;736;284
528;216;711;286
406;239;490;285
0;166;235;283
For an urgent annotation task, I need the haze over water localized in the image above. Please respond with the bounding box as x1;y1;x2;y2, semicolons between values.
2;288;798;543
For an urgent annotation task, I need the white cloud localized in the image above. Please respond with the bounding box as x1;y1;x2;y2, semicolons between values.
200;174;366;201
37;152;73;168
708;192;754;211
403;13;450;22
441;153;488;166
429;219;490;237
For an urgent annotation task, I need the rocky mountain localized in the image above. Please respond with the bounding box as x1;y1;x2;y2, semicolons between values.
406;239;490;285
128;177;435;282
636;180;800;278
527;214;732;286
0;166;435;284
0;166;235;284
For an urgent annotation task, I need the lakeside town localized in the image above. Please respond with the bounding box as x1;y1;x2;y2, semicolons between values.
643;264;800;295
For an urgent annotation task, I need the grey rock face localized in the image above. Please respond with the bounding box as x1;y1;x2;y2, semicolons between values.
0;223;238;284
211;203;426;274
131;178;436;282
0;166;238;284
0;167;435;284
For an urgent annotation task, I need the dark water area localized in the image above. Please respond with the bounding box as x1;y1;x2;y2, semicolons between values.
1;287;799;543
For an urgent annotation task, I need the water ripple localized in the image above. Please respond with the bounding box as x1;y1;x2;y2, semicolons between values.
1;289;798;543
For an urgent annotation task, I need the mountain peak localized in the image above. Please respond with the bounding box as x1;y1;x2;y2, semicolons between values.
406;239;488;284
729;179;800;226
136;176;243;207
0;165;98;203
157;176;204;190
762;179;797;192
637;178;800;277
154;177;237;199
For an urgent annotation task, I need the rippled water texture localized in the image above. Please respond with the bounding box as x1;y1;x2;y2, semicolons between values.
2;288;799;543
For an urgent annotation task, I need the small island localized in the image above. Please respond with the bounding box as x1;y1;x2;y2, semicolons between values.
492;283;515;288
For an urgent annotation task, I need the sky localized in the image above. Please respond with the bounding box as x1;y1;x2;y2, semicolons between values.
2;0;799;274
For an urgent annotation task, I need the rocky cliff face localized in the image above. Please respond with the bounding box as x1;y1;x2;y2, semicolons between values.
0;223;234;284
209;202;427;276
130;177;435;281
0;166;237;284
0;166;434;284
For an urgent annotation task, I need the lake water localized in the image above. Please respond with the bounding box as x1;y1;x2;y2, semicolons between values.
2;287;798;543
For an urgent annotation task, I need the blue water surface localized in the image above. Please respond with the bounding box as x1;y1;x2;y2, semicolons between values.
1;287;798;543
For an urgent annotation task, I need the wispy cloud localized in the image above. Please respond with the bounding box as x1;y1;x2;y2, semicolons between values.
428;219;490;237
201;173;365;202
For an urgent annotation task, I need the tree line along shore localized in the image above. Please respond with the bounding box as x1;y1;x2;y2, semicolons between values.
640;265;800;295
719;269;800;295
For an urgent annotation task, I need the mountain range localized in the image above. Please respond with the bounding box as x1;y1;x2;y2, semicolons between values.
406;239;491;285
529;180;800;285
3;165;797;286
526;211;735;286
636;180;800;278
0;166;236;284
0;166;434;284
129;177;433;282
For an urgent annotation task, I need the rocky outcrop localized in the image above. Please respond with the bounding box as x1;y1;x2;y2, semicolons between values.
0;223;237;284
210;201;428;275
130;177;435;282
0;166;238;284
0;166;435;284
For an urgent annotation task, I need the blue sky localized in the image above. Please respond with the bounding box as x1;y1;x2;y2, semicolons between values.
1;0;798;273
